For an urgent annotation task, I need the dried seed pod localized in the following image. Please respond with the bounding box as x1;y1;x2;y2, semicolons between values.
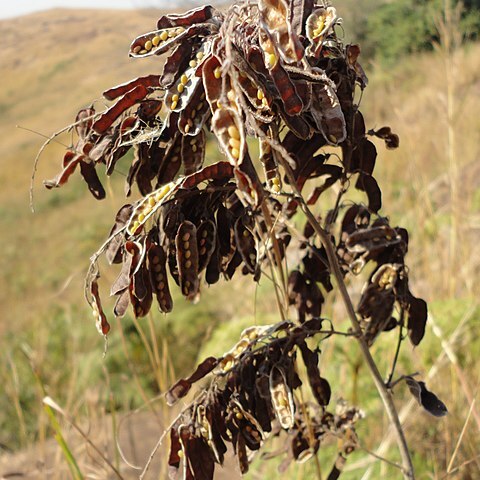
103;75;160;101
129;26;189;58
196;220;217;272
212;107;246;166
90;279;110;335
234;217;257;274
259;0;304;64
306;6;338;56
181;130;206;175
176;221;200;300
148;242;173;313
92;85;149;134
269;365;295;429
126;181;177;236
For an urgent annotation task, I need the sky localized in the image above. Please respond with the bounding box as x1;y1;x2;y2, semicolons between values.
0;0;199;19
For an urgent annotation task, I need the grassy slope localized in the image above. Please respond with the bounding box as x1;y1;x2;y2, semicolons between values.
0;7;479;479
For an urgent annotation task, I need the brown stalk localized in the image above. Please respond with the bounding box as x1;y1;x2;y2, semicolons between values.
273;142;415;480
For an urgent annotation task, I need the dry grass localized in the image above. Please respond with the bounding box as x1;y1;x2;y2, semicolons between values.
0;6;479;480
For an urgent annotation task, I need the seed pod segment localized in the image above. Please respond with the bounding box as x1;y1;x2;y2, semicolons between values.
176;221;200;300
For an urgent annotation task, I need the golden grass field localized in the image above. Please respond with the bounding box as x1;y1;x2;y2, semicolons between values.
0;5;479;479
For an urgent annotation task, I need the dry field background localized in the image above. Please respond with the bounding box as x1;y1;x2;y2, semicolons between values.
0;5;479;479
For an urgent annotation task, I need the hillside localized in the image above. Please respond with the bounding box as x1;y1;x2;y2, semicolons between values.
0;6;479;480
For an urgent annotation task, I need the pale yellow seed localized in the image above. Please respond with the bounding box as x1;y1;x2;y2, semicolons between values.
227;90;235;102
257;89;265;100
160;31;168;41
138;213;146;222
177;83;185;93
168;30;175;38
132;221;140;232
187;119;193;127
185;250;191;259
181;74;188;85
267;53;277;68
190;108;196;119
196;51;204;60
216;100;222;109
178;450;184;458
235;412;243;420
231;147;240;159
243;230;249;237
139;49;148;55
229;137;240;149
148;196;156;206
143;205;152;216
184;124;191;134
262;97;269;107
213;67;221;79
227;125;240;140
197;101;204;111
271;177;280;186
172;94;179;102
132;45;142;54
328;134;337;143
272;184;281;193
144;40;153;51
152;35;161;47
189;59;197;68
176;27;185;34
192;145;197;153
171;100;178;110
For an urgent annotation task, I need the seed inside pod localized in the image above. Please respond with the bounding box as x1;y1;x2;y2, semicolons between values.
231;148;240;159
181;74;188;85
185;260;192;268
257;89;265;100
177;83;185;93
144;40;153;51
160;31;168;41
229;137;241;149
214;66;222;79
228;125;240;140
189;60;197;68
152;35;161;46
132;45;142;54
196;51;204;60
171;100;178;110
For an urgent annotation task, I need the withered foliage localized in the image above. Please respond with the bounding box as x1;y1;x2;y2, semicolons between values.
39;0;446;477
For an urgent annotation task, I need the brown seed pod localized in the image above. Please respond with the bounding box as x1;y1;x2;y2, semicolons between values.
196;219;217;272
148;242;173;313
181;130;206;175
212;107;246;166
234;217;257;274
176;221;200;299
269;365;295;429
90;279;110;335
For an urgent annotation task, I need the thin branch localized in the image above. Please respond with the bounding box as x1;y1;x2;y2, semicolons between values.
273;142;415;480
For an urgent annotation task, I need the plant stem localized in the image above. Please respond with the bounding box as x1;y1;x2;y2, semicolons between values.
274;149;415;480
